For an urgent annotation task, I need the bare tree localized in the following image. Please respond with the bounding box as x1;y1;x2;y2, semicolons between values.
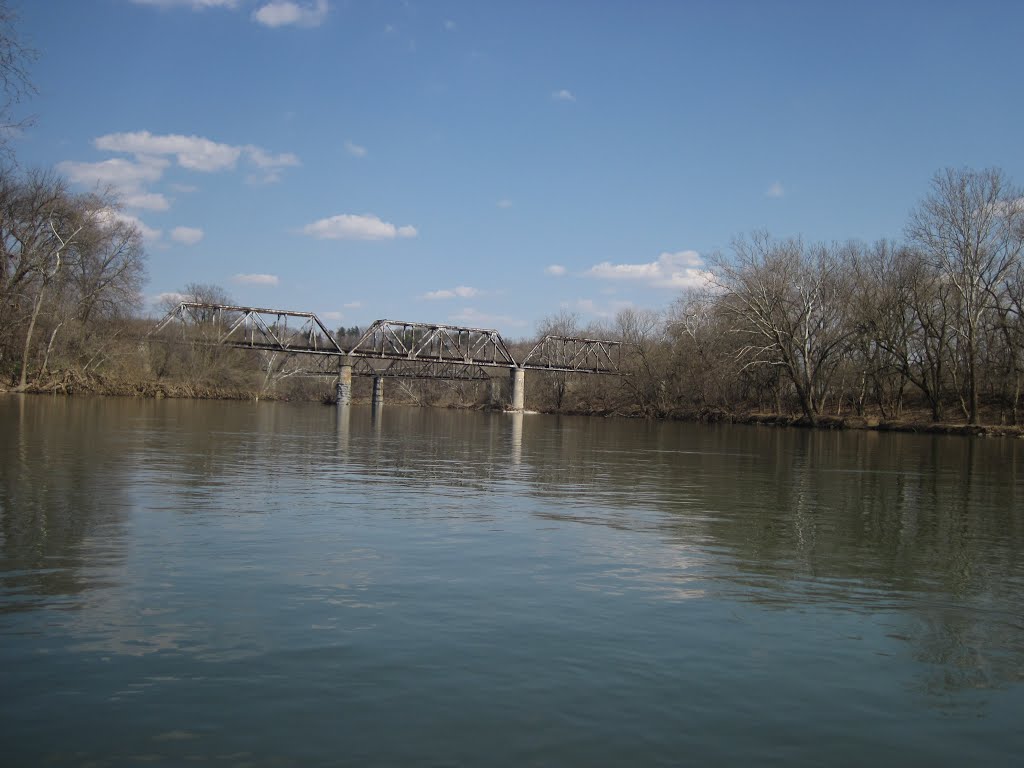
0;169;80;385
534;310;580;411
0;2;35;154
615;307;671;416
711;233;854;423
907;168;1024;424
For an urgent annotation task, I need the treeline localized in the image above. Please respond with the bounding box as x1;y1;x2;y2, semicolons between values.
536;168;1024;427
5;165;1024;430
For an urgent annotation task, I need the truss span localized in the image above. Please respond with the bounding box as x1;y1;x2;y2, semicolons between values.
149;302;624;377
521;335;622;374
152;302;344;356
349;319;517;368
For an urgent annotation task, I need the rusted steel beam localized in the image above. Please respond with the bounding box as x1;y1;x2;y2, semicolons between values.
150;302;344;355
349;319;517;368
520;335;623;374
354;358;495;381
149;303;624;376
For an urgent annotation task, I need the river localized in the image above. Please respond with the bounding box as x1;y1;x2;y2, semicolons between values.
1;396;1022;766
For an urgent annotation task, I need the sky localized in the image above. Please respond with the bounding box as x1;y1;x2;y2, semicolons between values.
11;0;1024;337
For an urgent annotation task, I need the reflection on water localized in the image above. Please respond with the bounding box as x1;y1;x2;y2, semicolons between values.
1;396;1023;766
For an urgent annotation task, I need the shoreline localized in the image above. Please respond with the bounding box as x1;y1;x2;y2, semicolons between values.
5;384;1023;438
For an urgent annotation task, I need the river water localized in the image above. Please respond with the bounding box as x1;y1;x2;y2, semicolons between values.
1;395;1022;766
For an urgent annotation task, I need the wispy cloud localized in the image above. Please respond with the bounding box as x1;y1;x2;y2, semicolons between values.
766;181;785;198
422;285;478;300
94;131;299;178
450;307;527;329
153;291;188;307
65;131;300;204
94;208;162;243
551;89;576;102
545;264;566;276
572;297;635;319
343;301;362;309
96;131;239;171
344;140;367;158
302;213;417;240
171;226;204;245
497;199;513;209
443;19;456;31
587;250;712;289
130;0;240;8
232;273;280;286
57;156;171;210
252;0;328;28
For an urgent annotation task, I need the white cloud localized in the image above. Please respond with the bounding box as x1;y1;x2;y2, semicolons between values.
450;307;527;329
58;156;173;211
766;181;785;198
131;0;240;8
96;131;242;172
94;208;162;243
588;250;713;289
153;291;188;306
232;273;280;286
991;197;1024;217
171;226;204;245
92;132;299;184
123;191;171;211
320;311;343;322
545;264;566;276
343;301;362;309
422;285;478;300
344;140;367;158
58;156;168;188
443;20;456;31
497;199;513;209
552;89;576;102
302;213;417;241
245;145;300;169
253;0;328;28
573;298;634;319
169;183;198;193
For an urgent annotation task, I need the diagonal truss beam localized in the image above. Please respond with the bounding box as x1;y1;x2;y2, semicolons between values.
353;357;494;381
520;335;622;373
349;319;517;367
150;302;345;356
149;303;623;376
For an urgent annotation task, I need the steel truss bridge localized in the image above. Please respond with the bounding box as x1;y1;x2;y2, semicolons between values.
150;302;623;380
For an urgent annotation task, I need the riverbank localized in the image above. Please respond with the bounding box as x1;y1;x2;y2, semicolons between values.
1;369;285;401
6;373;1023;438
553;404;1024;438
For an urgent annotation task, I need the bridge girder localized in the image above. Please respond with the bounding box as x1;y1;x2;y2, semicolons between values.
521;335;622;374
349;319;517;368
149;302;624;377
152;302;344;356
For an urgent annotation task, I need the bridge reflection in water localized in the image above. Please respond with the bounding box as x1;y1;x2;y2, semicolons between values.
150;302;624;411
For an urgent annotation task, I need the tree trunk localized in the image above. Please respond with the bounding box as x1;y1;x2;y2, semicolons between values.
18;285;46;390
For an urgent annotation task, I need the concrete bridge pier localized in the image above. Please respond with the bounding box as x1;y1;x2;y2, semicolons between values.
336;357;353;406
509;366;525;412
371;376;385;408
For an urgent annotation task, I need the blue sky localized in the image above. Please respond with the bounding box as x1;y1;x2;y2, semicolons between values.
12;0;1024;336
